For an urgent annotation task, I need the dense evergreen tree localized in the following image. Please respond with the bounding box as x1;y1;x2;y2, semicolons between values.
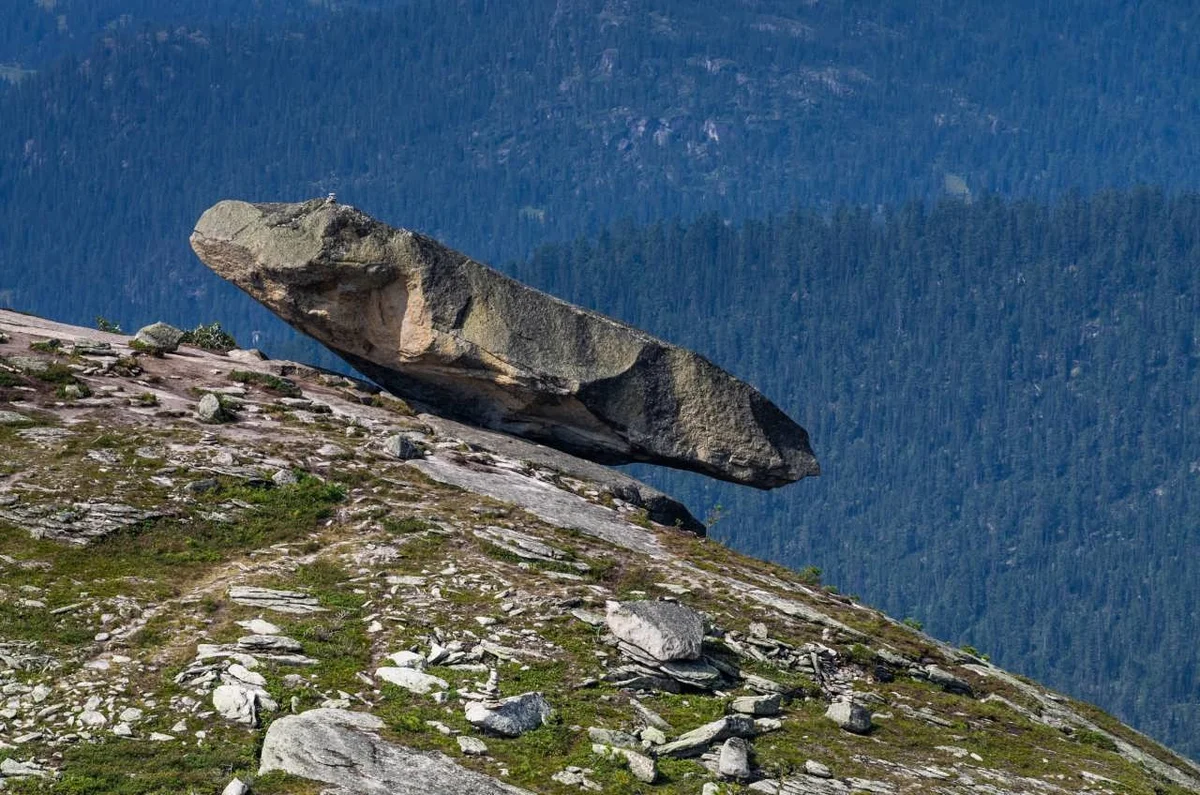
506;191;1200;760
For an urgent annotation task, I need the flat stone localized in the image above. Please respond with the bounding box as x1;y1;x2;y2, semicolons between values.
457;735;489;756
805;760;833;778
731;693;782;716
606;600;704;662
238;635;303;654
376;667;448;695
923;665;974;696
464;692;552;737
656;715;757;758
260;708;531;794
228;586;325;614
191;199;818;488
0;411;31;425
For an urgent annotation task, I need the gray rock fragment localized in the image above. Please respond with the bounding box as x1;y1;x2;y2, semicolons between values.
464;692;552;737
457;735;489;756
197;393;229;424
135;322;185;354
922;665;974;696
383;433;425;460
228;586;325;614
260;708;531;794
606;601;704;662
718;737;752;781
824;701;872;734
656;715;757;758
221;778;250;795
731;694;782;716
191;199;818;488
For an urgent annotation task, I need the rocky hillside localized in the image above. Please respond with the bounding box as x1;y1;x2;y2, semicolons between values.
0;307;1198;794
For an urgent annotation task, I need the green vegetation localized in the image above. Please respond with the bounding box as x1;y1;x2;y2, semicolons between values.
180;322;238;352
229;369;302;398
94;316;122;333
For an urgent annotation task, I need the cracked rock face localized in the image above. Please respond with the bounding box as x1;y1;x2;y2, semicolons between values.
190;199;819;489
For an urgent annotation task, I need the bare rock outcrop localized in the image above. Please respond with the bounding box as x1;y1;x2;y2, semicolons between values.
190;199;819;488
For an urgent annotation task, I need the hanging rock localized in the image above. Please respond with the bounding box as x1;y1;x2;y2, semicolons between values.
191;199;819;488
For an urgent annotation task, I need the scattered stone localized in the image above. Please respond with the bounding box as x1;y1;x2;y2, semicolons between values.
213;684;260;726
465;692;552;737
383;434;425;460
222;778;251;795
135;322;185;354
228;586;325;614
197;393;229;424
732;694;782;716
718;737;752;781
237;618;282;635
551;767;602;791
458;735;489;756
191;199;819;488
0;758;49;779
376;667;448;695
238;635;304;654
804;760;833;778
260;708;531;793
824;701;872;734
606;600;704;662
657;716;757;758
587;727;640;749
923;665;974;696
387;650;426;669
0;411;30;425
592;743;657;783
272;469;299;486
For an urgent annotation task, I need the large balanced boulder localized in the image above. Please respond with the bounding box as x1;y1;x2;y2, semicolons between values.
190;199;819;488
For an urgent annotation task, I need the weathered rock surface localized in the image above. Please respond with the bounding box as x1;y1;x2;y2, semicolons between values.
606;600;704;662
134;322;185;354
259;708;531;794
464;692;552;736
191;199;819;488
824;701;872;734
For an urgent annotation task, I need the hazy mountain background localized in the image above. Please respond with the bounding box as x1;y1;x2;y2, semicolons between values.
0;0;1197;759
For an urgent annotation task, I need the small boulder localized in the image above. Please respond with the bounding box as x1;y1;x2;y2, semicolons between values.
731;694;782;716
213;683;259;726
804;759;833;778
924;665;974;696
606;600;704;662
197;393;229;424
221;778;251;795
824;701;872;734
135;322;185;354
458;735;489;756
717;737;752;781
383;433;425;461
465;692;552;737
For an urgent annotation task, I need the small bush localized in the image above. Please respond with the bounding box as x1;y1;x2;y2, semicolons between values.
181;322;238;352
229;369;302;398
902;617;925;631
95;316;123;333
797;565;823;586
29;338;62;353
1074;729;1119;752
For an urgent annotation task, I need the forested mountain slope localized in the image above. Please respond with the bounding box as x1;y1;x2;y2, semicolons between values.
1;0;1198;762
3;0;1200;335
505;190;1200;761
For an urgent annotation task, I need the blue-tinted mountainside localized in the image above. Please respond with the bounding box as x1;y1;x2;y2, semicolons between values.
507;191;1200;761
0;0;1198;760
